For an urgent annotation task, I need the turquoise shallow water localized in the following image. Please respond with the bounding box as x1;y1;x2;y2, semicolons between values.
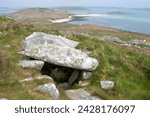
56;7;150;34
0;7;150;34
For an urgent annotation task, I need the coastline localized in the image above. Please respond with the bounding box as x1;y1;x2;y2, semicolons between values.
51;13;109;23
1;7;149;34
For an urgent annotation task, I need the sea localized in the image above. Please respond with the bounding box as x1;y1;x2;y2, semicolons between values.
1;7;150;34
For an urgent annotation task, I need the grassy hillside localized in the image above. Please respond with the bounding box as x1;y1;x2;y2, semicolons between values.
0;16;150;100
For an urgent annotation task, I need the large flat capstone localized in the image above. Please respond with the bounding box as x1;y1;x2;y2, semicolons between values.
21;32;98;71
21;32;79;49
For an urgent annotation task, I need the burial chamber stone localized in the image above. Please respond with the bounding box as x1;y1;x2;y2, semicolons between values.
18;60;44;70
21;32;99;71
21;32;79;49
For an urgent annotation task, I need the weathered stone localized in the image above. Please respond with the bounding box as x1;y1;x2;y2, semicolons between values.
51;68;67;82
19;77;33;82
100;81;115;90
18;60;44;70
128;39;150;46
19;75;53;83
68;70;80;86
21;32;99;71
36;75;53;81
79;81;90;86
4;45;11;48
65;89;100;100
58;82;70;90
103;35;127;44
23;43;98;71
36;83;59;99
82;50;92;55
82;71;92;80
41;62;56;76
22;32;79;49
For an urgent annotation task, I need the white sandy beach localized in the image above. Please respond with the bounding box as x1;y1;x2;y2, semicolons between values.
51;13;109;23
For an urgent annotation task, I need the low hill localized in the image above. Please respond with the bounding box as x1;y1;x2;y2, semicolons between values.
9;8;70;20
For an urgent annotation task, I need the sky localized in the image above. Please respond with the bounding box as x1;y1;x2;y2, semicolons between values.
0;0;150;8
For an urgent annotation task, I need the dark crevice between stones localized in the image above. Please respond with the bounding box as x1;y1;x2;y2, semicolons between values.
41;62;82;89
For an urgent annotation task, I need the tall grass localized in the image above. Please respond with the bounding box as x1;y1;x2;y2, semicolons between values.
0;51;10;78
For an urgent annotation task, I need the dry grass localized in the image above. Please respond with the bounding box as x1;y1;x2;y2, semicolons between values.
0;51;10;78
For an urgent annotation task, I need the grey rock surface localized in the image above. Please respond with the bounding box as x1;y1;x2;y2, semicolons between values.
36;75;53;81
4;45;11;48
22;32;98;71
19;75;53;83
36;83;59;99
82;71;92;80
51;68;67;82
79;81;90;86
18;60;44;70
103;35;127;44
22;32;79;49
68;70;80;86
128;39;150;46
65;89;100;100
58;82;70;90
100;81;115;90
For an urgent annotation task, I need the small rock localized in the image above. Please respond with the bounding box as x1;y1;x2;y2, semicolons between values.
82;71;92;80
0;32;2;34
128;39;150;46
19;77;33;82
36;75;53;81
4;45;11;48
20;75;53;83
120;43;131;47
79;81;90;86
68;70;80;86
18;60;44;70
82;50;92;55
100;81;114;90
51;68;67;82
65;89;100;100
58;82;70;90
18;51;26;55
103;35;127;44
36;83;59;99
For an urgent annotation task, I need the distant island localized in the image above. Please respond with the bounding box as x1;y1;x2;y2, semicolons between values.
9;8;70;20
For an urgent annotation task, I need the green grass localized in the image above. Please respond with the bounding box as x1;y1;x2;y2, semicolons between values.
0;16;150;100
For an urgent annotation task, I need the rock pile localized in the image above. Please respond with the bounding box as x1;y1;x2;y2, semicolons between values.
128;39;150;46
18;32;99;99
65;89;101;100
36;83;60;99
100;81;115;90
